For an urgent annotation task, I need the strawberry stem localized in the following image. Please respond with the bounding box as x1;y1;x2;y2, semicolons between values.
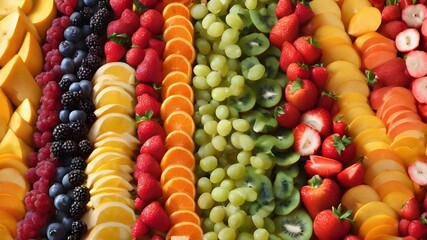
365;69;377;86
290;78;303;94
308;175;323;188
332;204;353;222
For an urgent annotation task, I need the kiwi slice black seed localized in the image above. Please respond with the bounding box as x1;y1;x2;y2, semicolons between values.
249;3;278;33
257;175;275;205
274;188;301;216
248;199;276;217
252;78;283;108
275;150;301;167
238;33;270;56
274;208;313;240
273;128;294;150
227;84;256;112
236;166;261;191
273;171;294;199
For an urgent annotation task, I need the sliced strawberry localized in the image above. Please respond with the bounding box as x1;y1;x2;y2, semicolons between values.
301;107;332;138
396;28;420;52
405;50;427;78
412;76;427;104
378;20;409;40
401;197;421;221
293;123;321;156
408;161;427;186
402;4;427;28
337;162;365;188
305;155;343;178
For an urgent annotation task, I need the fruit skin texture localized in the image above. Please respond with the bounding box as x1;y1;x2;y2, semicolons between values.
137;119;166;143
275;0;294;18
135;94;161;118
110;0;133;19
301;175;341;219
321;134;356;166
275;102;301;129
400;197;421;221
293;36;322;65
400;218;411;237
293;123;321;156
140;9;164;35
104;40;126;63
378;20;409;40
343;234;362;240
336;162;365;188
136;173;163;201
332;116;348;137
369;57;412;87
139;201;171;232
131;219;149;238
279;41;304;71
311;64;328;90
286;63;311;82
134;153;162;180
305;155;343;178
412;76;427;104
269;14;299;49
126;47;146;68
294;2;314;25
408;218;427;239
381;4;402;22
136;48;163;85
285;78;318;111
139;135;166;162
313;205;352;240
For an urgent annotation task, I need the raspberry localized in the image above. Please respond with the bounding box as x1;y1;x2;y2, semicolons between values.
26;167;39;184
42;43;54;57
44;49;63;72
36;161;56;179
46;25;65;49
17;218;39;240
52;16;71;29
36;112;60;133
55;0;78;16
35;70;57;88
33;177;51;194
27;152;39;168
43;81;62;99
33;131;53;149
24;190;54;213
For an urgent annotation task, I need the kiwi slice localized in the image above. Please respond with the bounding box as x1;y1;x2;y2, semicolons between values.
262;45;281;59
293;168;308;191
247;199;276;217
242;108;278;133
279;164;300;178
229;4;252;29
249;3;278;33
241;56;261;79
274;188;301;216
252;78;283;108
257;175;275;205
274;208;313;240
269;234;282;240
236;166;261;191
275;151;301;167
262;56;280;78
275;72;290;89
273;128;294;151
273;171;294;199
239;33;270;56
227;84;256;112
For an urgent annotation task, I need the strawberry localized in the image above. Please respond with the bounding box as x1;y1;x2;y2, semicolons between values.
132;27;153;49
138;0;160;8
305;155;343;178
402;4;427;28
311;64;329;89
400;218;411;237
279;41;305;71
275;102;301;129
285;78;319;111
293;36;322;65
300;175;341;218
369;0;386;10
343;235;362;240
382;3;402;22
417;102;427;121
151;234;164;240
104;40;127;62
405;50;427;78
286;63;311;81
140;201;171;232
110;0;133;19
135;83;160;99
408;218;427;239
270;14;299;49
293;123;321;156
401;197;421;220
136;173;162;201
134;197;148;211
396;28;420;52
126;47;146;68
137;119;166;143
135;93;161;117
377;20;408;40
120;9;140;34
131;219;149;238
317;90;337;113
330;101;340;117
140;9;165;35
301;107;332;138
134;153;162;180
136;48;163;85
408;161;427;186
424;195;427;212
333;116;348;137
321;134;357;166
276;0;294;18
412;77;427;104
148;38;166;58
139;135;166;161
313;205;352;240
294;1;314;25
107;19;133;38
399;0;414;9
367;57;412;87
337;162;365;188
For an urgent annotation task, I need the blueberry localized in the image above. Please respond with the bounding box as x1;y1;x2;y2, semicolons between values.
60;57;75;74
70;12;84;26
49;183;66;198
62;173;72;189
62;217;74;232
74;40;86;51
55;167;70;183
73;49;87;67
54;194;72;211
59;110;70;123
76;0;86;10
79;80;92;97
83;0;98;7
62;73;78;83
69;110;87;122
69;82;82;92
46;222;66;240
64;26;83;43
59;40;75;57
81;25;91;37
54;210;68;222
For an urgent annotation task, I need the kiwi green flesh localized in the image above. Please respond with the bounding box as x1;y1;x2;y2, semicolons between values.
274;171;294;199
274;188;301;216
252;78;283;108
274;129;294;150
241;56;261;79
249;3;278;33
227;84;256;112
239;33;270;56
257;175;275;205
262;56;280;78
269;234;282;240
274;208;313;240
236;166;261;191
275;151;301;167
276;164;299;178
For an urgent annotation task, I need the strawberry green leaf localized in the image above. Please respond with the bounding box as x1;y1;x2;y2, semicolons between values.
290;78;303;94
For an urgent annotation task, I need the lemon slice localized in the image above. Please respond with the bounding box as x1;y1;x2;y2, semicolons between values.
88;193;134;209
92;74;135;97
83;202;136;230
89;187;132;198
86;170;132;188
84;222;131;239
92;62;135;85
85;153;134;174
88;113;136;143
93;103;134;118
91;175;133;192
93;86;135;110
87;146;133;163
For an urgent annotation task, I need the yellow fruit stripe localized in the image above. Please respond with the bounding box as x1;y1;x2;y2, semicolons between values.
82;63;137;239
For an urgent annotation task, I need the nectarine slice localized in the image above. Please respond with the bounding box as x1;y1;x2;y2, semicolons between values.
387;119;427;140
393;146;425;167
0;209;17;237
371;170;414;192
364;224;399;240
348;7;382;37
314;25;351;43
340;0;372;28
383;109;421;128
348;115;385;137
357;141;391;158
363;50;397;70
309;12;345;30
337;80;371;98
354;128;390;146
358;215;398;239
309;0;342;18
360;36;396;54
322;44;361;68
375;180;414;199
354;32;382;52
326;60;359;75
364;159;406;185
390;136;425;156
341;185;381;217
364;149;403;167
0;193;25;220
363;42;397;58
353;201;397;233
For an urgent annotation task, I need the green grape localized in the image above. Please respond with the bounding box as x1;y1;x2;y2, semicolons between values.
226;163;246;179
203;232;219;240
206;71;222;87
203;217;216;232
210;168;226;184
207;0;223;14
201;114;214;125
212;40;226;55
232;118;250;132
210;99;221;108
214;222;226;233
230;74;245;87
230;132;243;149
221;28;239;45
195;89;212;102
228;211;244;229
200;156;218;172
195;99;209;111
198;192;215;209
196;38;212;55
194;129;211;146
243;186;258;202
204;120;218;135
207;22;225;38
229;106;239;118
197;53;208;65
228;58;241;72
198;143;217;159
218;63;230;78
197;177;213;194
218;227;236;240
239;134;255;151
211;186;229;202
199;104;216;115
193;76;209;89
211;87;231;101
224;44;242;59
237;232;255;240
215;105;230;119
224;203;241;217
264;217;275;233
191;4;209;20
194;112;202;125
244;0;257;10
229;83;243;96
250;153;273;170
194;64;212;77
219;178;235;191
211;135;227;151
210;206;226;223
202;13;217;29
237;150;251;165
209;54;227;71
225;13;243;29
217;119;232;136
254;228;269;240
247;64;266;81
252;214;264;228
228;189;246;206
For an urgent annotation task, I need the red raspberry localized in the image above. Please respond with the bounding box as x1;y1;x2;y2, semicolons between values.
43;81;62;101
27;152;39;168
35;71;57;88
33;177;51;193
36;161;56;179
26;167;39;184
55;0;78;16
17;218;38;240
44;49;63;72
46;25;64;49
42;43;53;57
52;16;71;29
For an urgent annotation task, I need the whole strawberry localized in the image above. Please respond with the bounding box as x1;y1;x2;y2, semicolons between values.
110;0;133;19
322;134;356;166
294;1;314;25
279;41;304;71
137;119;166;143
269;14;299;49
140;9;165;35
293;36;322;65
276;0;294;18
120;9;140;34
286;63;311;81
136;48;163;85
126;47;146;68
135;93;161;117
316;90;337;113
332;116;348;137
314;205;352;240
275;102;301;129
311;64;329;89
139;135;166;161
343;234;362;240
134;153;162;180
140;201;171;232
136;173;162;201
132;27;153;49
285;78;319;111
135;83;160;99
104;40;127;62
408;217;427;239
401;197;421;221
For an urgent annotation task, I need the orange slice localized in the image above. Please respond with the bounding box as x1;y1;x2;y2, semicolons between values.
161;81;194;103
160;164;196;186
163;111;195;136
162;177;196;200
163;25;193;43
162;2;191;21
163;37;196;64
166;222;203;240
161;146;195;171
163;53;192;80
163;15;193;34
164;130;195;153
169;210;201;227
160;95;194;120
164;192;196;215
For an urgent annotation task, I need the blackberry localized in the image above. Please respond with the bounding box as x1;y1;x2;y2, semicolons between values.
72;186;90;203
68;170;86;187
88;45;104;57
70;156;86;171
52;123;71;141
78;139;92;157
69;201;86;219
79;99;95;114
67;235;78;240
79;7;92;23
82;53;101;69
97;0;110;9
59;77;74;92
84;33;102;49
71;220;87;237
90;7;111;35
69;121;89;140
61;91;78;110
62;140;78;155
51;141;64;158
76;66;94;80
86;112;97;125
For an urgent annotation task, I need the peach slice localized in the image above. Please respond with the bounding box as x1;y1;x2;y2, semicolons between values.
388;119;427;140
385;110;422;129
0;209;17;238
340;0;372;28
348;7;382;37
364;159;406;185
354;32;382;52
0;182;26;200
0;193;25;220
326;69;367;91
0;157;27;176
390;136;425;156
363;42;397;58
363;50;397;70
0;167;28;193
360;36;396;54
375;180;414;199
317;36;351;49
338;92;368;104
326;60;360;75
354;128;391;146
309;0;342;18
315;24;352;43
322;44;361;68
306;12;345;32
392;129;427;143
394;146;425;167
364;149;402;165
353;201;397;233
358;215;398;239
348;115;385;137
364;224;399;240
341;185;381;217
337;81;371;99
382;190;414;214
357;141;391;158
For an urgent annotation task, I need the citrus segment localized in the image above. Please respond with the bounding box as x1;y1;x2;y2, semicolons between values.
162;81;194;103
163;53;192;79
166;222;204;240
163;25;193;43
161;146;196;171
163;37;196;63
163;111;195;136
162;177;196;200
162;3;191;21
165;130;195;153
164;192;196;215
160;164;196;186
169;210;201;227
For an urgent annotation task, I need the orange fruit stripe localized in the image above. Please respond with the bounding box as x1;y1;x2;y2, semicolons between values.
163;37;196;64
163;15;194;33
162;2;191;21
160;95;194;120
169;210;201;227
163;54;192;79
161;81;194;103
163;111;195;136
162;177;196;200
161;146;196;171
164;192;196;215
163;25;193;43
165;130;195;153
160;164;196;186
